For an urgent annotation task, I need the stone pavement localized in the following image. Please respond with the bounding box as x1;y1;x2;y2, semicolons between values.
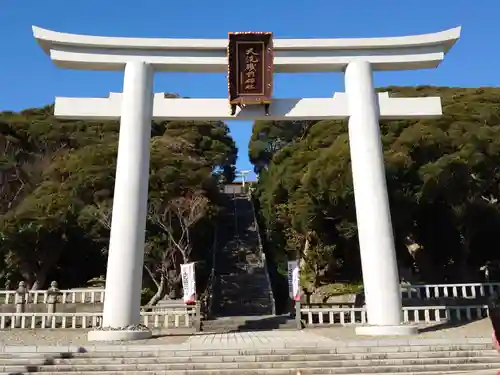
186;330;336;348
0;318;493;350
311;318;494;341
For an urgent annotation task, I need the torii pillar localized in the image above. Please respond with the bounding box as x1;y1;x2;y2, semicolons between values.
345;60;404;335
101;61;154;339
32;25;461;340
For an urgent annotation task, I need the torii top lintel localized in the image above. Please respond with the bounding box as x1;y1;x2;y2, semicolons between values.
32;26;461;73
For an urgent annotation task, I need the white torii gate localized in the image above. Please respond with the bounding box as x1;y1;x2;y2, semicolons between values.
33;26;461;341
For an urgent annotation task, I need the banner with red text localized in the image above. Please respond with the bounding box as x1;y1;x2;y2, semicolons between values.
287;260;300;301
181;262;196;304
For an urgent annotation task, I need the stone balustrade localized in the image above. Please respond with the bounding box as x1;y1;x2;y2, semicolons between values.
299;303;489;327
2;281;498;306
0;281;201;331
0;308;197;329
0;281;498;331
401;282;500;299
0;303;488;329
0;283;105;305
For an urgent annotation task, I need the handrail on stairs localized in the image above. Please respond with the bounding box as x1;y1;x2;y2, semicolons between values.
247;189;277;316
200;221;218;321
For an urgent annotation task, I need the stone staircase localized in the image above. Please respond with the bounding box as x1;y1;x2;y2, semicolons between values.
204;190;290;332
202;314;297;333
1;339;499;374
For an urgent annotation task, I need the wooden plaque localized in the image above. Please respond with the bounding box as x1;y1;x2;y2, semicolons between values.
228;32;274;109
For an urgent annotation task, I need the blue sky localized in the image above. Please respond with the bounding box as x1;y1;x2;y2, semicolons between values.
0;0;498;181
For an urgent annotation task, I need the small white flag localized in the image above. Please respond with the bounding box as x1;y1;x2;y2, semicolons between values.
287;260;300;301
180;262;196;304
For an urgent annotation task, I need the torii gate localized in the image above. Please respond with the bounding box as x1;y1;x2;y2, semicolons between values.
33;26;461;341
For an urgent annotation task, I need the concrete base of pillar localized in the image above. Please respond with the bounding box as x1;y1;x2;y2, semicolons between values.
355;324;418;336
88;329;152;342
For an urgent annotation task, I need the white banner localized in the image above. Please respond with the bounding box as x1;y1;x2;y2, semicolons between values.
181;262;196;304
287;260;300;301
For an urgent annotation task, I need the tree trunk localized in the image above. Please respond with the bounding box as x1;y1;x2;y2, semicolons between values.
146;272;166;306
31;280;41;291
313;263;320;288
166;271;183;299
457;233;472;282
30;247;63;291
299;236;310;270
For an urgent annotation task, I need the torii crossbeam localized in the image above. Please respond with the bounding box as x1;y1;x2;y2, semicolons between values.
55;92;442;121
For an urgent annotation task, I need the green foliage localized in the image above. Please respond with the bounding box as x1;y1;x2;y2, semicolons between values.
0;104;237;293
251;86;500;298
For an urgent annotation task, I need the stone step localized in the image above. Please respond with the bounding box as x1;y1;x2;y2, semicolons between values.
202;316;296;332
216;289;269;295
218;273;268;279
212;312;275;319
217;279;268;285
217;285;270;290
213;307;274;315
217;291;271;296
0;372;490;375
216;286;270;293
212;193;274;318
213;308;274;317
215;299;272;305
2;362;500;374
215;286;269;299
3;356;500;373
217;284;270;289
215;301;272;308
214;300;272;306
5;342;495;357
3;343;499;375
215;292;270;298
217;279;268;284
218;269;267;275
1;350;497;364
216;294;272;300
215;301;273;307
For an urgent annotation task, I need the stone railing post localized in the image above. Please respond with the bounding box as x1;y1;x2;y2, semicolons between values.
295;300;302;330
14;281;27;328
47;281;61;327
195;301;201;332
